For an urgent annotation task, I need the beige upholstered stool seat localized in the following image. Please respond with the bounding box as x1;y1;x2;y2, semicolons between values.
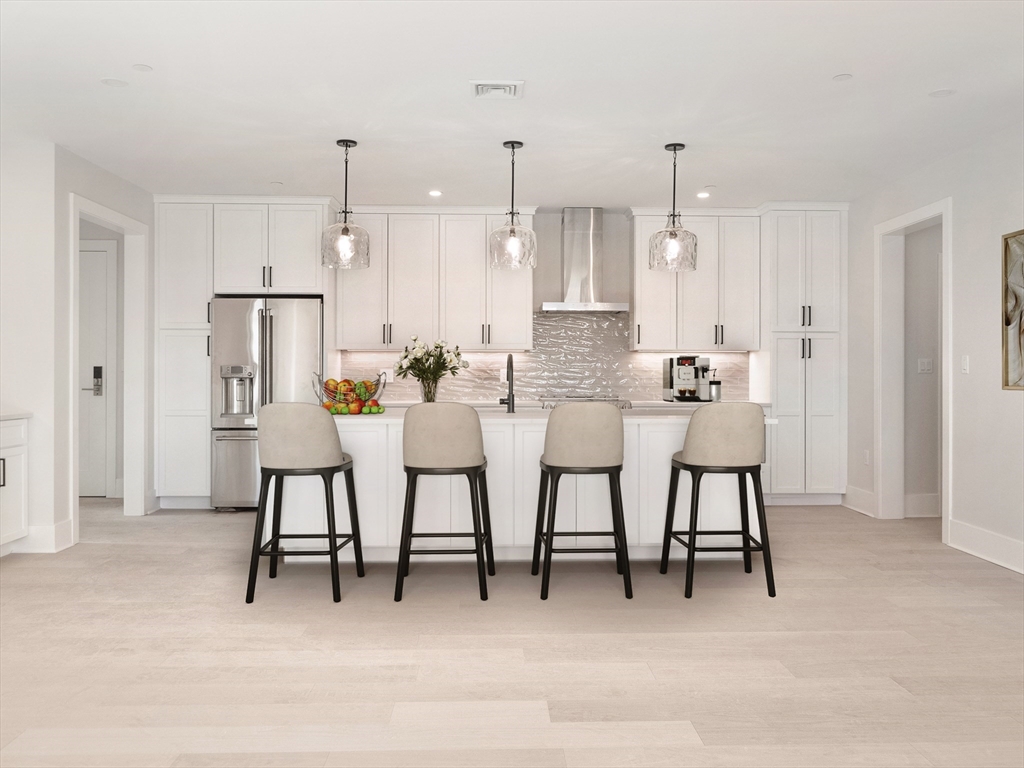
246;403;365;604
661;402;775;599
395;403;493;602
533;403;632;600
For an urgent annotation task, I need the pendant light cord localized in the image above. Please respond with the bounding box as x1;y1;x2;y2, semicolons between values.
509;144;516;215
670;147;678;226
342;145;350;224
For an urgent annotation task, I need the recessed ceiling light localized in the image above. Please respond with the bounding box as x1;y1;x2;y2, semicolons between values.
470;80;524;99
100;78;129;88
429;190;442;197
696;191;711;199
833;73;853;81
132;64;153;72
928;88;956;98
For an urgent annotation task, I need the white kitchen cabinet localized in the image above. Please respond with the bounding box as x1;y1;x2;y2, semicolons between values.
485;214;534;351
157;330;211;496
770;331;842;494
268;204;323;294
440;215;488;350
769;210;842;333
214;203;326;295
678;217;720;351
633;214;759;352
632;217;678;351
157;203;213;327
718;216;761;351
388;215;440;348
335;214;389;350
213;204;268;294
387;423;452;548
0;419;29;547
451;423;516;548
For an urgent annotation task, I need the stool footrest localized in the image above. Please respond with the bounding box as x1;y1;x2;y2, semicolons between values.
543;531;616;538
670;530;763;553
260;533;355;556
409;548;481;555
550;547;619;554
410;532;486;539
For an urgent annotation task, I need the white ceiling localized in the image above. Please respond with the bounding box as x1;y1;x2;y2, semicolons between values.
2;0;1022;208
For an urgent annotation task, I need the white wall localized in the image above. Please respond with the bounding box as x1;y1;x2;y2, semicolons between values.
79;219;125;493
53;146;155;535
904;223;941;510
0;134;57;549
847;121;1024;570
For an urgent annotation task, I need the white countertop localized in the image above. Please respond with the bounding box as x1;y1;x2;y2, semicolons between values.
0;412;32;422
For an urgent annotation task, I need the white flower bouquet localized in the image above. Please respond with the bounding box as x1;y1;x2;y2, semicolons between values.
394;336;469;401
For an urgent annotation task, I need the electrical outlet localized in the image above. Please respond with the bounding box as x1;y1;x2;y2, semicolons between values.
961;355;970;374
863;449;870;466
499;367;507;383
917;358;933;374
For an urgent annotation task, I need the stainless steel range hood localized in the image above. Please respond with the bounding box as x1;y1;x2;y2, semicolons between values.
541;207;629;313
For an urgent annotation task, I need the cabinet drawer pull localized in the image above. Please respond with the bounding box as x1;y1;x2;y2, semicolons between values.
389;324;392;344
720;325;724;345
487;324;491;344
383;324;386;345
262;266;266;288
268;266;273;288
637;324;640;345
0;457;5;488
207;302;211;324
807;305;811;327
207;335;211;357
714;325;718;345
807;337;812;358
481;324;485;344
801;338;805;359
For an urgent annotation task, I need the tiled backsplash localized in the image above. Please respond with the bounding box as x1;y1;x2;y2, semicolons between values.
333;313;750;403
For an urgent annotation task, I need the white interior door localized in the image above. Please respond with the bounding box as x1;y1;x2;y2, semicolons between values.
78;242;117;497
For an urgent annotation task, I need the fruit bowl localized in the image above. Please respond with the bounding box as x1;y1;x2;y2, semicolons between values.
313;372;386;406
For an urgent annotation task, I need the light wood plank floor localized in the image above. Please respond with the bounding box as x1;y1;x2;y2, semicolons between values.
1;501;1021;768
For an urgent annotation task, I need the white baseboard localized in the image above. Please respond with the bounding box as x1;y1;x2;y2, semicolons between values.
0;541;15;558
905;493;941;518
843;485;878;517
11;518;75;553
948;518;1024;574
764;493;843;506
158;496;214;510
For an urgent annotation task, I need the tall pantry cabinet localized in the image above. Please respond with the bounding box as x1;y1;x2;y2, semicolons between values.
766;209;846;496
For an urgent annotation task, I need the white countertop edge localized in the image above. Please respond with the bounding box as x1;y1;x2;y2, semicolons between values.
0;412;32;422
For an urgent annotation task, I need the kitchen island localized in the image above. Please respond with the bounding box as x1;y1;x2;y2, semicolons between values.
269;402;771;564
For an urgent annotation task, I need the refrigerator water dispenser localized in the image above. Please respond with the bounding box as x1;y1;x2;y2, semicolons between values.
220;365;254;418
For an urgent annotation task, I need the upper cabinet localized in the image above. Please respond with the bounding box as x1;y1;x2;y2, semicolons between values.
157;203;213;327
213;202;325;295
335;211;533;352
769;210;842;333
631;214;760;352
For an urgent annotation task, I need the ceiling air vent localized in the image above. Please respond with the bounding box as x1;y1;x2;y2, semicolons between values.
470;80;524;99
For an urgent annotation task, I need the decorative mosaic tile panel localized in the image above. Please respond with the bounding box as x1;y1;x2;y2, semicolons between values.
333;313;750;403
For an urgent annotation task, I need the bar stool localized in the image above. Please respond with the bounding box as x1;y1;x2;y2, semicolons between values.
660;402;775;598
394;403;494;602
245;402;365;604
531;402;632;600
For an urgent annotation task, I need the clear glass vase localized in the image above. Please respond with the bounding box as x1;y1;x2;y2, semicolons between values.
419;378;439;403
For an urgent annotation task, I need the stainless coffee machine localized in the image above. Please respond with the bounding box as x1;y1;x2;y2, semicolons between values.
663;356;712;402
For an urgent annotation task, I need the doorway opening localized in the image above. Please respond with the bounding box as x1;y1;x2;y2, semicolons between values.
69;195;150;545
78;224;122;500
873;198;953;543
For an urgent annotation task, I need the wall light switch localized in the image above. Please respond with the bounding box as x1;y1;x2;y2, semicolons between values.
961;355;970;374
918;358;933;374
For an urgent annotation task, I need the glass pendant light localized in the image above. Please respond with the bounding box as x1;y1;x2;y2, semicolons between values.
649;142;697;271
321;139;370;269
488;140;537;269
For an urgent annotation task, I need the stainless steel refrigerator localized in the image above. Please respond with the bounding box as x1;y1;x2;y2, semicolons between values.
210;297;322;508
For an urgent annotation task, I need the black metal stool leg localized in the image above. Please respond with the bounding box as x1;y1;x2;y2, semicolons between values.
531;469;549;576
245;473;272;603
752;470;776;597
344;467;365;577
608;473;623;576
394;472;416;602
468;472;489;601
610;470;632;599
323;471;341;603
269;474;284;579
478;470;496;577
738;472;753;574
660;465;680;574
403;473;418;578
684;470;702;599
540;472;560;600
